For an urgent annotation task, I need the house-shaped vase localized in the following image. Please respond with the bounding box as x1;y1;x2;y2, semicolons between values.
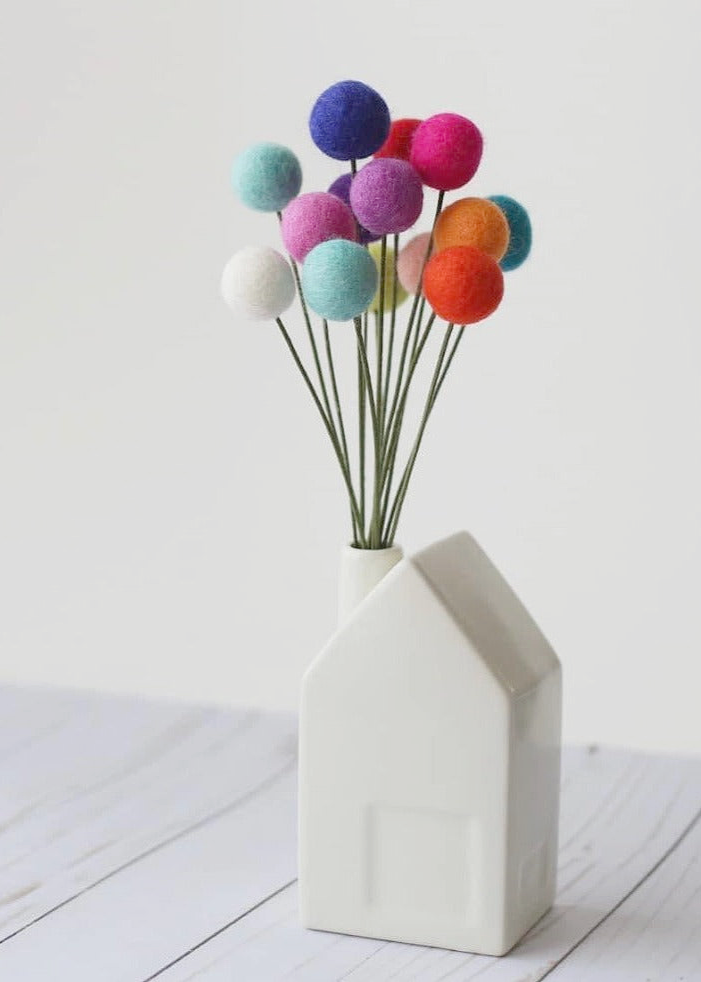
299;531;561;956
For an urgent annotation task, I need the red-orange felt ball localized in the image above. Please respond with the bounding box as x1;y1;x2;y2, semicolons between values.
374;118;422;160
423;246;504;325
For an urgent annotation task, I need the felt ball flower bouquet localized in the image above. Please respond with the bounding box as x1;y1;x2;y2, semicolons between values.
221;80;532;549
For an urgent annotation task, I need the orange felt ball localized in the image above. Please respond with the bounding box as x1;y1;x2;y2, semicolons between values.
434;197;510;261
423;246;504;325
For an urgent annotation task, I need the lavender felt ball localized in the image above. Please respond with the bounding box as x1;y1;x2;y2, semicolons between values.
349;158;424;235
281;191;357;263
327;173;380;245
301;239;378;321
220;246;295;321
231;143;302;212
309;80;390;161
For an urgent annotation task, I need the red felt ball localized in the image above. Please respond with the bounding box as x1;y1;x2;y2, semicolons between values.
374;118;422;161
423;246;504;325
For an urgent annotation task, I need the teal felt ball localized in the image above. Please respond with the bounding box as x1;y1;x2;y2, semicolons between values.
301;239;378;321
231;143;302;212
488;195;532;271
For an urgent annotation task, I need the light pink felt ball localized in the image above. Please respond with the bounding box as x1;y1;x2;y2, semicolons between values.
397;232;433;294
409;113;483;191
281;192;357;262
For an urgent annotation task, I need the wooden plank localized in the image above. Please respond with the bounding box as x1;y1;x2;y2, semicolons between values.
544;805;701;980
150;747;701;982
0;686;297;943
1;686;699;981
0;768;297;982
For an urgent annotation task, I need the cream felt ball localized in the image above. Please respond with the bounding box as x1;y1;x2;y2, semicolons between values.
231;143;302;212
410;113;483;191
220;246;295;321
309;80;391;161
349;158;423;235
281;191;357;263
327;173;379;245
488;195;533;271
368;242;408;312
301;239;377;322
397;232;433;294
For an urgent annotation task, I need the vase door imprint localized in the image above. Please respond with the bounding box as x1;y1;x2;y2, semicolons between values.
299;531;562;956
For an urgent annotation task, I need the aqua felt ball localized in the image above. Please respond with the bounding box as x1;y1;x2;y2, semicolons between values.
488;195;532;271
410;114;483;191
301;239;378;321
327;173;380;244
374;118;422;161
220;246;295;321
309;80;391;161
349;158;423;235
281;191;357;263
231;143;302;212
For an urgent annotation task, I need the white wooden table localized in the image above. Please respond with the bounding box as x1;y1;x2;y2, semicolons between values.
0;685;699;981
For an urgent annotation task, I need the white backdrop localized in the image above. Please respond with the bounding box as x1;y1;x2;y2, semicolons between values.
1;0;700;754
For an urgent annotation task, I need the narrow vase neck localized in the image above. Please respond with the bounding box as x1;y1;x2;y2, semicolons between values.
337;545;403;626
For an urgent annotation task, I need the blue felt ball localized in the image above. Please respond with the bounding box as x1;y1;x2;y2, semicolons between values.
310;80;391;161
231;142;302;212
301;239;378;321
488;195;532;271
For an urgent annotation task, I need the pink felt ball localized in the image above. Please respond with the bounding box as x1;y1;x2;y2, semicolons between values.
349;158;423;235
409;113;483;191
396;232;433;294
281;192;357;262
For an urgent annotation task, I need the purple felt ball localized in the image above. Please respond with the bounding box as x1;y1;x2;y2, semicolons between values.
280;191;357;263
327;173;380;245
349;158;424;235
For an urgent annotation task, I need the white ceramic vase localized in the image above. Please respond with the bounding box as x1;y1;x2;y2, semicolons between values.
299;531;562;956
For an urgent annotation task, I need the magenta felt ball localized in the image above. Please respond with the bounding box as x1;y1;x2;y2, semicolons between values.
410;113;483;191
349;158;423;235
281;192;357;263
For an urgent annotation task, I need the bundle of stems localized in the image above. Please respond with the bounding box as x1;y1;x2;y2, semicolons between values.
275;186;466;549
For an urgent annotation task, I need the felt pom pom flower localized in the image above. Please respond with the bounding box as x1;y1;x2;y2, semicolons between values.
309;80;390;161
410;113;483;191
221;82;534;548
350;158;424;235
281;191;357;263
488;195;532;271
220;246;295;320
368;242;408;312
231;143;302;212
434;198;510;261
374;118;422;161
327;173;379;245
302;239;378;322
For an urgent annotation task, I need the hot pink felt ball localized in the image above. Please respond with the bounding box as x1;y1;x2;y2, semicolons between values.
397;232;433;294
349;158;423;235
409;113;483;191
281;192;357;262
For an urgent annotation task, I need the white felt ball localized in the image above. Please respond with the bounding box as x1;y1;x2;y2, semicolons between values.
220;246;296;321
